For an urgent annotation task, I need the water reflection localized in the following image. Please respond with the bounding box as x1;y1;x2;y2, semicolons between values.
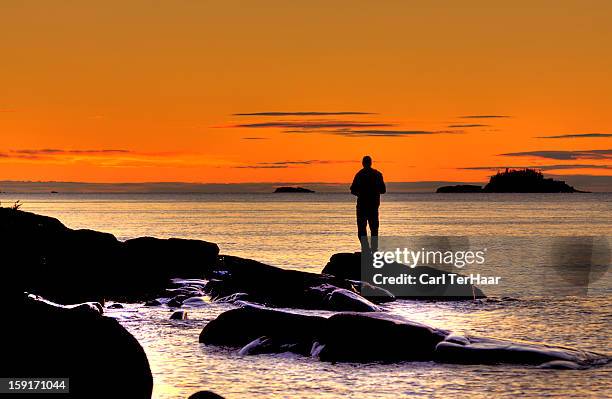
115;297;611;399
7;193;610;398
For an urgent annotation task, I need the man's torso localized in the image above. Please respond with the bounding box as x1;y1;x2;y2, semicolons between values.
354;168;383;209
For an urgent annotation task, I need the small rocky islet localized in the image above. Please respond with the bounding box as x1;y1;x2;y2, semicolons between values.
437;168;585;193
1;208;609;399
273;186;315;193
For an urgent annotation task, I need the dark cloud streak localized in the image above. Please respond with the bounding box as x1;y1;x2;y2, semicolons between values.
285;129;463;137
234;165;288;169
458;115;511;119
234;111;375;116
12;149;130;155
537;133;612;139
233;159;357;168
448;124;489;128
232;121;392;129
459;164;611;171
0;148;132;160
500;149;612;160
224;112;498;138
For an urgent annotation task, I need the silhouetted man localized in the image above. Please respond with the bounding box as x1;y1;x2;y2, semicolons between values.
350;155;386;251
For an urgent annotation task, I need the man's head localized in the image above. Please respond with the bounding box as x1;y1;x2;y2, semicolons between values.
362;155;372;168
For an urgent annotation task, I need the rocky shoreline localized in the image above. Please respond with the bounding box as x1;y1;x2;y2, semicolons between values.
1;208;609;399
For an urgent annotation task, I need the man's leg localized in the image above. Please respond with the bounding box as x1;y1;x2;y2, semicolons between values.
368;207;380;251
357;206;370;252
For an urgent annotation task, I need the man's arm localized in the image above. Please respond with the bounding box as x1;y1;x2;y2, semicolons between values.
350;173;360;196
378;172;386;194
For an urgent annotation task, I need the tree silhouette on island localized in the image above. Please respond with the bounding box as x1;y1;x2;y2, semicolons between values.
437;168;585;193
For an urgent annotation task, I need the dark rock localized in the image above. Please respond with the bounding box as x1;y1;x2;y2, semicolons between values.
200;306;610;367
325;287;381;312
144;299;162;307
215;292;251;303
238;336;275;355
202;278;233;299
273;186;315;193
204;255;386;311
352;281;396;303
188;391;225;399
67;301;105;315
170;278;208;288
436;185;483;193
167;294;188;308
2;294;153;398
199;306;448;361
323;252;486;300
238;336;301;356
305;284;381;312
434;335;609;367
107;303;124;309
322;253;362;280
123;236;219;281
1;208;219;305
314;312;449;362
166;286;204;297
170;310;188;320
199;305;325;355
181;296;208;307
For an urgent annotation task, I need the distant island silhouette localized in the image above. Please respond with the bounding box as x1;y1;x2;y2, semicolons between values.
274;186;315;193
437;168;585;193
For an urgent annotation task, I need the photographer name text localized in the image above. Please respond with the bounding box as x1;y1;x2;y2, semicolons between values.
372;273;501;285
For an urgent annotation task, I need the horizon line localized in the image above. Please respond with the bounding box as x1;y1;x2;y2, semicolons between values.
1;176;611;193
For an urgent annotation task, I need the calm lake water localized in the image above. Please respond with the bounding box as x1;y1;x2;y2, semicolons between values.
3;192;611;398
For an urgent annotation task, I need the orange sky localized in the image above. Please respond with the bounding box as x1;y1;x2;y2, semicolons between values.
1;1;611;185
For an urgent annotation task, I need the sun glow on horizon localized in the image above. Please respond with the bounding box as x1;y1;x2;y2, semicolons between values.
1;2;610;187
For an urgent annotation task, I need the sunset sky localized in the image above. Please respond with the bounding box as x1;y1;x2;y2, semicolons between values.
1;1;611;188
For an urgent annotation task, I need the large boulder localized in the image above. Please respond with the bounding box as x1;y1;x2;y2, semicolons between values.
199;306;449;362
203;255;387;311
434;335;610;367
2;294;153;398
199;304;326;355
323;253;363;280
1;208;219;304
314;312;449;362
124;237;218;279
323;252;486;300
